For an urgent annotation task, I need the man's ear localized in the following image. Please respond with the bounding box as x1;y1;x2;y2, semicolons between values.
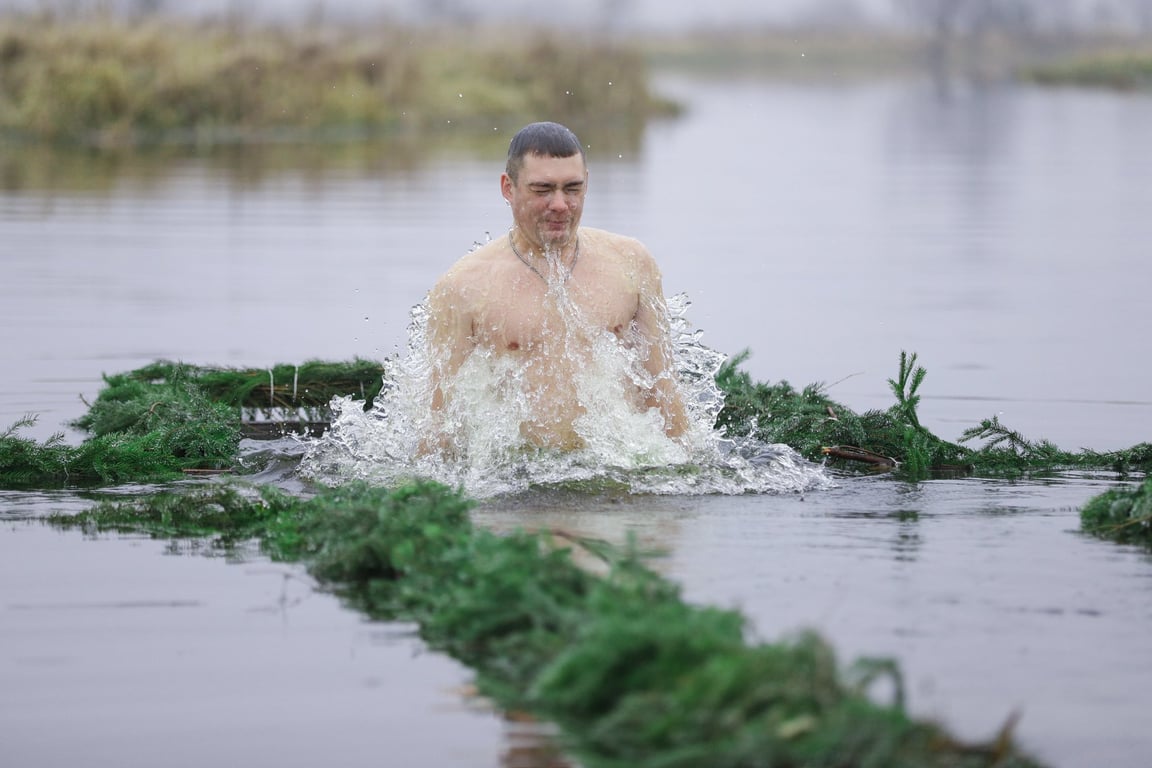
500;173;513;203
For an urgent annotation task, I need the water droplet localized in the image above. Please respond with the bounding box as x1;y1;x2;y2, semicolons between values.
364;316;370;322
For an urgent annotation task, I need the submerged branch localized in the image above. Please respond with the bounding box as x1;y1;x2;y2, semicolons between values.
821;445;899;469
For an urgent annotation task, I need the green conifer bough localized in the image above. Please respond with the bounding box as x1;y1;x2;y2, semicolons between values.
4;351;1149;486
1080;477;1152;548
47;481;1047;768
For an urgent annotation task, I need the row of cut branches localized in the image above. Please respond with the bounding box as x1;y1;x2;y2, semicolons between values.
1080;477;1152;548
714;350;1152;479
0;359;386;486
74;358;388;426
46;481;1046;768
4;350;1148;502
1;403;237;487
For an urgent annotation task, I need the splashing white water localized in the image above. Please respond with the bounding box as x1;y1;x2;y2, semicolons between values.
298;290;830;498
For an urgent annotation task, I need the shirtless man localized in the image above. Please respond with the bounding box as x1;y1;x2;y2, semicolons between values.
424;121;687;453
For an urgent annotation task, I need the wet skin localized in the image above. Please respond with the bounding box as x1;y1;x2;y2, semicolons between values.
426;152;686;451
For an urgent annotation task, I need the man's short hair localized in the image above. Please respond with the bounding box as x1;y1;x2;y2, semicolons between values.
506;122;585;183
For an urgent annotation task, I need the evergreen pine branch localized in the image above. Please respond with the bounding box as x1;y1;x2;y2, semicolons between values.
887;351;925;431
2;413;40;439
959;415;1037;455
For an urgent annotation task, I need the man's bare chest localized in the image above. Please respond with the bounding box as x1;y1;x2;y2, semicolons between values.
469;276;638;353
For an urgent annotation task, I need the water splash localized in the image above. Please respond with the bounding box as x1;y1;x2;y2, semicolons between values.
298;291;831;498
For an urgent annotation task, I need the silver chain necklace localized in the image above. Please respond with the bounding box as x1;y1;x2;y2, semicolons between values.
509;227;579;283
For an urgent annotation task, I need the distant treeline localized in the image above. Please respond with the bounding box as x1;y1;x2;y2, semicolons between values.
0;13;678;147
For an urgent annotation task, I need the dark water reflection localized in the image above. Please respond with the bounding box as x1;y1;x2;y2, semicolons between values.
2;73;1152;767
0;140;442;194
0;118;648;195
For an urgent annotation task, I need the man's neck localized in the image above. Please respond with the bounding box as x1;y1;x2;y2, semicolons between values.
511;226;577;261
510;226;580;282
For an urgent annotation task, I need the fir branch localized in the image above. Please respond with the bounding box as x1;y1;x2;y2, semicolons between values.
959;416;1037;455
887;350;926;431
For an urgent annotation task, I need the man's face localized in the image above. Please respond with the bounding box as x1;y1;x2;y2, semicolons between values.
502;152;587;250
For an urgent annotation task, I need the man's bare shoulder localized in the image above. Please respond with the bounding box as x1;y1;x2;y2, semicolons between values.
431;240;506;294
581;227;659;276
581;227;646;252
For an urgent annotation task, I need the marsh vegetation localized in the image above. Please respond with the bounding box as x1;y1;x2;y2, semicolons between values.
4;5;1150;151
0;13;677;146
1023;48;1152;89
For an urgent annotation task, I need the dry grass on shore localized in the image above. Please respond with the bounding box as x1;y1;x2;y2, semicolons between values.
3;11;1145;150
0;13;678;147
1022;47;1152;89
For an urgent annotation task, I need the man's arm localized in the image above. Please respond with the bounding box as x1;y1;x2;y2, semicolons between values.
422;273;475;453
632;249;689;439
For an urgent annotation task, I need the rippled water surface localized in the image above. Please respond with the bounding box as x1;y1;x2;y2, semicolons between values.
472;473;1152;766
2;73;1151;767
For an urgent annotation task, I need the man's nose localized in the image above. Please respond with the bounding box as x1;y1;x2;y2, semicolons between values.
548;190;569;209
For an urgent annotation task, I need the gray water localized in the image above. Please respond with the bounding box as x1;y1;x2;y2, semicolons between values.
2;73;1152;767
